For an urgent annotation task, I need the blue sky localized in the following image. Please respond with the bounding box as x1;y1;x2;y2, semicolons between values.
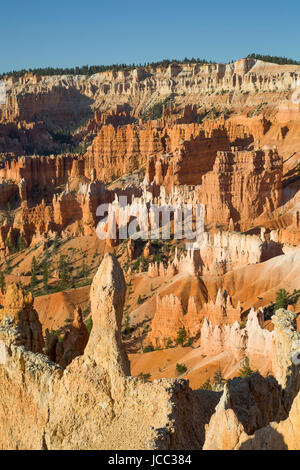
1;0;299;73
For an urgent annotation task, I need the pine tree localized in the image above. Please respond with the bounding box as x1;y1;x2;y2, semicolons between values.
176;327;187;345
59;255;69;287
30;256;38;289
0;271;5;293
274;289;289;310
200;379;212;390
239;357;254;378
53;234;59;252
213;369;225;384
17;235;26;252
41;258;49;291
80;260;88;278
5;257;12;274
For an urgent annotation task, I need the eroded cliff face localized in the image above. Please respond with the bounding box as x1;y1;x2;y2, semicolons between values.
84;123;235;182
0;57;299;450
146;147;283;228
48;306;89;368
0;255;205;450
0;256;300;450
203;308;300;450
147;289;242;348
0;283;44;353
2;59;300;124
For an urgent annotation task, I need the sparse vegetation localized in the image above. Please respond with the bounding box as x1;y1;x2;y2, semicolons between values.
247;53;300;66
274;288;290;310
58;254;71;288
30;256;38;290
84;317;93;335
200;379;212;390
4;257;12;275
41;258;49;291
0;271;5;294
176;327;187;346
239;357;254;378
264;288;300;320
213;369;225;384
143;344;154;353
17;235;26;252
0;58;216;80
138;372;151;382
176;363;187;375
141;93;176;121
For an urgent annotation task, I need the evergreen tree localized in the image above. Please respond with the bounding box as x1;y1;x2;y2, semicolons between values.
30;256;38;289
17;235;26;252
213;369;225;384
239;357;254;378
80;260;88;278
41;258;49;291
53;234;59;252
176;327;187;345
58;255;69;287
5;234;15;254
5;257;12;274
275;288;289;310
200;379;212;390
0;271;5;293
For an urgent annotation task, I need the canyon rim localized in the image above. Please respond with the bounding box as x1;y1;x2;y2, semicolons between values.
0;2;300;456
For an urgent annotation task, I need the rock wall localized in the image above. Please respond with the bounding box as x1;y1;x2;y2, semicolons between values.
203;309;300;450
198;149;283;229
0;255;205;450
0;283;44;353
1;258;300;449
0;154;78;191
147;289;242;348
84;122;236;182
145;148;282;230
46;306;89;368
198;231;264;274
200;308;274;367
2;59;300;124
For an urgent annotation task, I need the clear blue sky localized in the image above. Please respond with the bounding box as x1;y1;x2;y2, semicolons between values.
1;0;300;73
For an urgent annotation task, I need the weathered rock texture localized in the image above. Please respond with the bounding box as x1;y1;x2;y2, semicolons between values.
2;59;300;124
0;283;44;353
147;289;242;348
203;309;300;450
200;308;273;369
0;255;206;450
146;148;282;229
52;307;89;368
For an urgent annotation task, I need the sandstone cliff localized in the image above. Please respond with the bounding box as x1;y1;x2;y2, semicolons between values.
0;255;206;450
2;59;300;124
203;309;300;449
